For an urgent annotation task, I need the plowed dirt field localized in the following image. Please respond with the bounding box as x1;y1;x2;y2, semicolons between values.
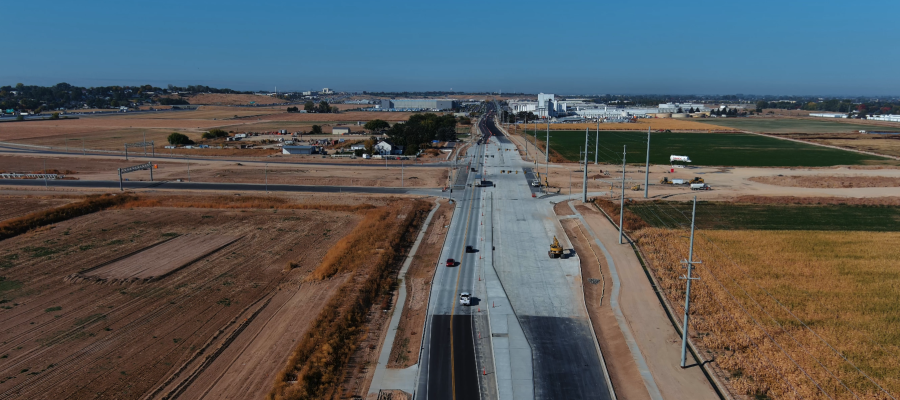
0;206;361;399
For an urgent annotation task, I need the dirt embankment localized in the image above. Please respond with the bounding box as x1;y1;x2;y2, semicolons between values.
749;174;900;188
389;199;453;368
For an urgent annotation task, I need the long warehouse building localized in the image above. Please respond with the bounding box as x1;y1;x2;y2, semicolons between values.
377;99;456;110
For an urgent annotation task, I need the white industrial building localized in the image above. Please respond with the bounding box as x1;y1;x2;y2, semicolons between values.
810;113;848;118
332;127;351;135
376;99;456;111
868;114;900;122
282;145;320;155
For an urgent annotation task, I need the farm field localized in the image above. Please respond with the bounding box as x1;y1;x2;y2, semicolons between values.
523;130;891;167
0;197;373;399
256;111;416;122
0;196;75;222
694;118;900;134
633;227;900;399
628;201;900;231
507;118;732;132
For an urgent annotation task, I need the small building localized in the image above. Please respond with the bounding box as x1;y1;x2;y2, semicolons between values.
374;140;404;155
283;145;320;155
332;127;351;135
350;144;366;151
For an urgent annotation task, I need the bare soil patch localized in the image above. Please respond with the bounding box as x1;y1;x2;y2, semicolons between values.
0;205;362;399
388;199;453;368
0;196;75;222
72;234;240;282
183;93;286;106
749;174;900;188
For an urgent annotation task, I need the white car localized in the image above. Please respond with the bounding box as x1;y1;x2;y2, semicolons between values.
459;292;471;306
531;181;541;187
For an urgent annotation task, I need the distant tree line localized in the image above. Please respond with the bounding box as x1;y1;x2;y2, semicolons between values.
0;82;251;112
303;101;338;113
385;113;458;155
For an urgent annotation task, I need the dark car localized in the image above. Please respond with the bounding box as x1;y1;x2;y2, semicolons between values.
446;258;455;267
465;245;473;253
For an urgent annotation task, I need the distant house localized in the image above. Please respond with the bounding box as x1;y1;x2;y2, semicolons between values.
374;140;403;155
332;127;351;135
283;145;320;155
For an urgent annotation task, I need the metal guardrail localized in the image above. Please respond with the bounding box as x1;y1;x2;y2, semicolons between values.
0;173;63;179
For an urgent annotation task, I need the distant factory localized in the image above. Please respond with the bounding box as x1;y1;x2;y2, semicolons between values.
375;99;456;111
509;93;710;120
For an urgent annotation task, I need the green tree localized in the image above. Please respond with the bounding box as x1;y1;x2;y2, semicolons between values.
304;101;315;112
15;115;23;121
310;125;323;134
317;101;330;113
330;106;339;113
756;100;767;113
364;119;390;132
167;132;193;145
49;112;59;120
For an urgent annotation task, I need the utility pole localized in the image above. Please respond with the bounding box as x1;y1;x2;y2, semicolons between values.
43;159;48;189
545;117;550;163
265;163;268;193
619;145;626;244
644;126;651;199
401;159;404;187
595;119;599;165
143;131;147;156
680;196;701;368
582;127;589;202
82;138;85;156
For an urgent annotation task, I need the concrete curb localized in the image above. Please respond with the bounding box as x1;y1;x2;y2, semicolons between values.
568;201;664;400
367;198;443;396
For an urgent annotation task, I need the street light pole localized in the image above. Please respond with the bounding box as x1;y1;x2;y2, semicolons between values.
583;127;589;202
645;126;651;199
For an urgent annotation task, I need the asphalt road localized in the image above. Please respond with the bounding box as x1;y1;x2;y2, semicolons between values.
0;178;443;196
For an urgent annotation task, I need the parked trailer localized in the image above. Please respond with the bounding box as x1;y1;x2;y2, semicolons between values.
691;183;711;190
670;155;692;163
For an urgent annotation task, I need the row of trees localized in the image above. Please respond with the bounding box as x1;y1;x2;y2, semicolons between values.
385;113;458;155
0;82;248;112
304;101;338;113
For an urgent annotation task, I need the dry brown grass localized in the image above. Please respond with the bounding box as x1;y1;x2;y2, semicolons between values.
591;198;649;232
183;93;286;105
633;227;900;399
118;194;376;213
258;111;416;122
268;200;431;400
0;193;133;240
749;175;900;188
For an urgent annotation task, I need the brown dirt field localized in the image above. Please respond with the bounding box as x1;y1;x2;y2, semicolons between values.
388;199;453;368
183;93;286;106
0;206;362;399
559;215;650;400
0;154;447;188
258;111;416;122
748;175;900;188
505;118;733;132
119;108;279;120
73;234;240;282
0;196;75;222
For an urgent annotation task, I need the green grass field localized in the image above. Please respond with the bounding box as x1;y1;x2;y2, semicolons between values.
630;201;900;231
523;130;890;167
696;118;900;133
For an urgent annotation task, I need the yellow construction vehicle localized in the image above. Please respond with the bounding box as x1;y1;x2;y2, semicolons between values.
689;177;704;184
549;236;564;259
631;184;642;191
659;177;670;184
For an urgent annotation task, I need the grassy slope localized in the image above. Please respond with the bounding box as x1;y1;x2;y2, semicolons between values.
524;130;889;166
694;118;900;133
629;202;900;231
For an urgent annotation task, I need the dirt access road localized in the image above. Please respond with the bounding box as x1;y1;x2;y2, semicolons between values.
574;202;719;400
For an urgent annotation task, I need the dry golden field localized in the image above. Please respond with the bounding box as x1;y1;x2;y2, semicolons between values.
633;228;899;399
505;118;734;132
183;93;285;105
257;111;416;122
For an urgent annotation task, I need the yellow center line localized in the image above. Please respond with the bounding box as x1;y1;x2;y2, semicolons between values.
450;144;479;400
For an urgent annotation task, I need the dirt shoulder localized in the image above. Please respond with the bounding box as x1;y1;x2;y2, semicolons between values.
388;199;453;368
748;174;900;188
575;202;719;400
558;214;650;400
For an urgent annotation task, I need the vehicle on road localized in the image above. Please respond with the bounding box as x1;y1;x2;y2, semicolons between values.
549;236;564;259
465;245;473;253
474;179;482;187
691;183;711;190
459;292;471;306
446;258;455;267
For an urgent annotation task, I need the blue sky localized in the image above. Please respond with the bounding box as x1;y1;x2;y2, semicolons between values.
4;0;898;95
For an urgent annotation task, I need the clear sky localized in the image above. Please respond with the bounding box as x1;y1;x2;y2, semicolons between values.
4;0;898;95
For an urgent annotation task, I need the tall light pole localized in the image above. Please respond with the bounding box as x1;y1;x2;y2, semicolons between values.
545;116;550;163
680;196;701;368
644;126;651;199
582;127;589;202
618;145;626;244
595;119;599;165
